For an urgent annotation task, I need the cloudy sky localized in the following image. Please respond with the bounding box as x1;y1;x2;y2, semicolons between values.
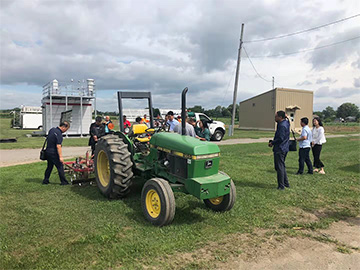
0;0;359;112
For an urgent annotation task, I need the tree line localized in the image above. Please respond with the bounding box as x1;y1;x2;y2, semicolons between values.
314;103;359;122
1;102;358;122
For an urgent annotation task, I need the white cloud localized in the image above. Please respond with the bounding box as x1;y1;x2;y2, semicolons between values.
0;0;360;112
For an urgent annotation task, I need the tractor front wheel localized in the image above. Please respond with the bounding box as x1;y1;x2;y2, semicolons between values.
203;179;236;212
94;134;133;198
141;178;175;226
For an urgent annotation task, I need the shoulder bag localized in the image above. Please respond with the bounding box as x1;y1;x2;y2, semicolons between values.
40;137;48;160
289;130;297;151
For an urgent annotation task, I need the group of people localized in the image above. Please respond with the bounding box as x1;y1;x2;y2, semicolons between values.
269;110;326;190
166;111;211;141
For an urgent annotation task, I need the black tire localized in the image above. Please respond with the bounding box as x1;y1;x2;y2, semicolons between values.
212;129;224;141
204;179;236;212
141;178;176;227
94;134;133;198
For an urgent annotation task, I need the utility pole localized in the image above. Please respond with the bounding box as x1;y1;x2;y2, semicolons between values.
230;23;244;136
272;76;275;89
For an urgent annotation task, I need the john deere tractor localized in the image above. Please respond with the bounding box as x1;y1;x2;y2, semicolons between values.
94;88;236;226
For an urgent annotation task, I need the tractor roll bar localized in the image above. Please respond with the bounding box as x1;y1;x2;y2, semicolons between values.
181;87;188;136
117;91;154;132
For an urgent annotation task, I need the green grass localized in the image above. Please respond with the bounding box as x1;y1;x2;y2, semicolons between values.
1;137;359;269
223;129;274;140
0;118;89;149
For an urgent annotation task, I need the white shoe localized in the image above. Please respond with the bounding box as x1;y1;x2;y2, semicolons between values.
319;170;325;174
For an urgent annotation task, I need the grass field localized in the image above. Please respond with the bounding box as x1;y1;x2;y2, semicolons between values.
0;137;359;269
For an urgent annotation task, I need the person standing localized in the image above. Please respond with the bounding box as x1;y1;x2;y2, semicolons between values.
312;117;326;174
173;116;197;137
104;116;113;133
296;117;313;175
123;115;131;130
268;111;290;190
42;121;70;185
142;114;150;127
89;116;104;155
166;111;179;131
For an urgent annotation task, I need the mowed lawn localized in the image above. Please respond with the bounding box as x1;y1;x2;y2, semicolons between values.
1;137;359;269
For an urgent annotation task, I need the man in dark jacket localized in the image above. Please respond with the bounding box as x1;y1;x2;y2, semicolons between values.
89;116;105;155
268;111;290;190
42;121;70;185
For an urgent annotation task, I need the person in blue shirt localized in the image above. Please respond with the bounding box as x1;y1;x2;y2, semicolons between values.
166;111;179;131
296;117;313;175
42;121;70;185
268;111;290;190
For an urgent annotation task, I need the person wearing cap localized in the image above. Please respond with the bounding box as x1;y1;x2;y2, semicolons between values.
177;115;182;123
166;111;179;131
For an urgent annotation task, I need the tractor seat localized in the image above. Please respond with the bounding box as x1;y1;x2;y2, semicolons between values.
129;124;154;143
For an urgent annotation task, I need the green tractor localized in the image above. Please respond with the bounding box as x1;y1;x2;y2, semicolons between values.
94;88;236;226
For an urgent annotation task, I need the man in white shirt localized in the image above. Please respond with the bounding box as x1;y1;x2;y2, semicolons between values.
166;111;179;131
296;117;313;175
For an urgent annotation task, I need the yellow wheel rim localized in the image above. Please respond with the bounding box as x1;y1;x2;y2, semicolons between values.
146;189;161;218
97;150;110;187
209;196;223;205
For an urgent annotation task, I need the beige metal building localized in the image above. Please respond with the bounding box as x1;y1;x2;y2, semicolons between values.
238;88;313;131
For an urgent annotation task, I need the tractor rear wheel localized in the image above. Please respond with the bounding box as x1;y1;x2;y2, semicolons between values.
94;134;133;198
203;179;236;212
141;178;176;226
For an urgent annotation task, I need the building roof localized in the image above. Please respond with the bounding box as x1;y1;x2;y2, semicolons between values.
240;88;313;104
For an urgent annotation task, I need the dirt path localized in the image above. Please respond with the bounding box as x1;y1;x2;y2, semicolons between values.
159;217;360;270
0;134;358;167
215;217;360;270
0;146;89;167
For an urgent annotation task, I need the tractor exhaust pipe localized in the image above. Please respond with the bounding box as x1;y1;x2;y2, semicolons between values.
181;87;188;136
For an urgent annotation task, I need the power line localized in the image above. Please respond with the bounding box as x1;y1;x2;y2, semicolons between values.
243;14;360;43
243;46;272;82
219;66;237;108
246;35;360;58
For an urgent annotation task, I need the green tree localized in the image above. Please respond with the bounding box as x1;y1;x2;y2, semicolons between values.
153;108;161;117
336;103;360;119
227;104;240;119
322;106;336;121
222;108;231;117
313;111;324;119
188;105;204;113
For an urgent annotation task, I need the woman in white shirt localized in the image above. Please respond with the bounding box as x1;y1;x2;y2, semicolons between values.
311;117;326;174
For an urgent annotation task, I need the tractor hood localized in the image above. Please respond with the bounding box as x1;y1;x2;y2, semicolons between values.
150;132;220;156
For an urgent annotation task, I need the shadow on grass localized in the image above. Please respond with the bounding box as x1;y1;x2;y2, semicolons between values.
339;164;360;173
70;183;108;201
237;180;274;189
25;178;59;185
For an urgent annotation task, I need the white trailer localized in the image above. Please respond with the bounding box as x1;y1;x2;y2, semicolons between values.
20;106;43;129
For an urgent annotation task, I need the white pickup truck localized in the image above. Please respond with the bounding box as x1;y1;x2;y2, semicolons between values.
189;112;226;141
